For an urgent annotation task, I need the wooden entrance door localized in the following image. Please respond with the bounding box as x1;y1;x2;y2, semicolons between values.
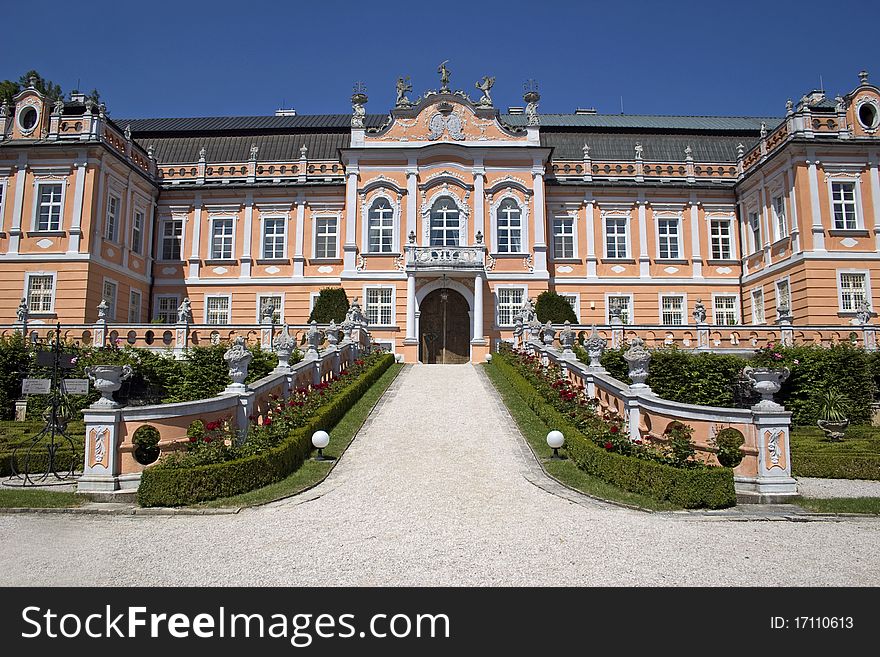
419;288;470;364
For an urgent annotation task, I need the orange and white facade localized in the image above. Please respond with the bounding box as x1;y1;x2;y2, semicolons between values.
2;70;880;362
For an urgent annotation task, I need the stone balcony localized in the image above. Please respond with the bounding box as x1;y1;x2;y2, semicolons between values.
405;245;486;272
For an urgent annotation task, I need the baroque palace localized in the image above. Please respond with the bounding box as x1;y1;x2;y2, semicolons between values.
2;66;880;364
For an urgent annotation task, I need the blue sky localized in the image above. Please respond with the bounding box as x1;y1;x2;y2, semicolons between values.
1;0;876;119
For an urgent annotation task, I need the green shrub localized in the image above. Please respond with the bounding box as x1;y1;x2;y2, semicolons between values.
714;428;745;468
664;422;696;468
0;333;30;421
535;291;578;324
132;425;161;465
137;353;394;506
308;288;350;323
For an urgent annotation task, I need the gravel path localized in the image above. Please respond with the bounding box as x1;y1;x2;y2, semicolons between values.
797;477;880;498
2;364;879;586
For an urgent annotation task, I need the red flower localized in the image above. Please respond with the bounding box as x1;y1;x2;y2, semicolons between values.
609;425;619;434
604;441;613;450
204;437;212;443
189;437;197;443
264;417;273;427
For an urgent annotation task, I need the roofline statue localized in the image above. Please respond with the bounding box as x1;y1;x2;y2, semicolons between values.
395;76;413;107
438;60;451;92
475;76;495;107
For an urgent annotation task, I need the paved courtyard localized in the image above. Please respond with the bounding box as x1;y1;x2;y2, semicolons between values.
2;364;878;586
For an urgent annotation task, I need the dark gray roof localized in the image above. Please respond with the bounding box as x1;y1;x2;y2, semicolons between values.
136;133;350;163
122;114;388;133
504;113;782;132
542;131;756;163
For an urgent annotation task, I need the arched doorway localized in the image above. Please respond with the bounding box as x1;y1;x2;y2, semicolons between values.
419;288;470;364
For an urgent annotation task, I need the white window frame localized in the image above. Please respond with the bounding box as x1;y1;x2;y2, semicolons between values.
102;278;118;321
366;196;396;254
131;208;145;255
154;294;179;323
309;291;321;314
748;210;762;254
362;285;396;327
551;214;577;259
775;276;792;311
603;214;629;259
256;293;284;323
771;193;788;241
751;287;765;324
428;197;462;247
209;216;236;261
159;217;184;262
129;289;142;323
837;269;871;313
0;178;6;233
655;215;681;260
105;193;120;242
558;292;581;322
260;215;287;260
313;214;340;259
494;197;526;254
828;178;862;230
495;285;528;328
204;294;232;325
711;293;739;325
23;272;57;315
709;216;734;260
659;293;688;325
605;293;634;324
33;181;65;232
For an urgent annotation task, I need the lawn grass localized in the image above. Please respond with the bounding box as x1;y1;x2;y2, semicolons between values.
481;363;680;512
197;363;404;508
0;487;83;508
790;425;880;480
796;497;880;515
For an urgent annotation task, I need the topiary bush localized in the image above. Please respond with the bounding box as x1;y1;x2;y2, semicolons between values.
535;290;577;324
308;288;350;323
713;428;745;468
132;425;161;465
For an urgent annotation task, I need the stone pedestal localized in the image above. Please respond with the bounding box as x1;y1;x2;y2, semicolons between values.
77;407;125;493
14;398;27;421
737;409;798;501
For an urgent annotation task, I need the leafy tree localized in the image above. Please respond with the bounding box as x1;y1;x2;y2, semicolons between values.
308;288;350;323
535;290;577;324
0;70;64;104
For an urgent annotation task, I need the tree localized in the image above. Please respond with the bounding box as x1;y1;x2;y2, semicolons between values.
535;290;578;324
308;288;350;323
0;70;64;104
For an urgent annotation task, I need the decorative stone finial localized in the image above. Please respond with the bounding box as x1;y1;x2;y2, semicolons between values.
305;320;322;358
52;98;65;115
28;76;37;89
395;76;413;107
541;321;556;347
736;142;745;159
475;230;483;244
559;321;575;355
176;297;192;324
98;102;106;119
835;95;845;112
147;144;155;160
124;124;131;140
96;299;109;321
16;297;28;324
326;320;340;347
223;337;253;392
776;301;793;325
351;82;368;128
582;325;607;369
859;70;869;85
785;98;794;114
0;101;9;119
198;145;206;160
692;298;707;324
634;142;643;159
685;144;693;160
623;338;651;389
582;143;591;158
475;75;494;106
272;324;297;372
760;122;767;139
438;60;451;92
407;230;416;244
299;144;308;159
249;143;259;160
523;80;540;127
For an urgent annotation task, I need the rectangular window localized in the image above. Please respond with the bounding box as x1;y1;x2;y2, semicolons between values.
258;295;282;323
368;204;395;253
832;182;857;230
262;218;286;259
211;218;234;260
497;287;524;327
748;211;761;252
713;295;738;325
131;211;144;254
365;288;393;326
710;219;732;260
206;296;230;325
839;272;868;312
752;288;765;324
102;280;118;321
552;217;575;258
36;183;63;231
772;195;787;240
605;217;628;259
657;218;680;259
155;295;178;323
26;275;54;313
315;217;338;259
496;202;522;253
661;295;685;325
129;290;142;323
560;293;579;321
105;194;120;241
776;279;791;311
161;219;182;261
607;295;631;324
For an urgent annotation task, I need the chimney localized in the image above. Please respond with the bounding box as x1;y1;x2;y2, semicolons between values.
507;106;524;115
70;92;86;103
575;108;597;115
275;108;296;117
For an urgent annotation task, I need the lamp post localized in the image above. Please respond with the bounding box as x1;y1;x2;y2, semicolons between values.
312;430;331;461
546;430;565;460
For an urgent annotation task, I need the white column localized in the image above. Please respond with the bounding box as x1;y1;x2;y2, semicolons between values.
342;163;359;274
637;197;649;278
787;161;802;253
472;161;485;244
189;193;202;278
759;178;772;265
531;165;548;275
807;149;825;251
689;195;702;278
9;153;28;254
294;195;305;277
869;150;880;251
584;193;596;278
472;275;485;343
241;192;253;278
405;273;416;342
67;158;87;254
406;162;417;243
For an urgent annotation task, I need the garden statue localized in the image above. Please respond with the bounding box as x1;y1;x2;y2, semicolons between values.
475;76;494;106
541;321;556;347
305;320;322;358
623;337;651;388
559;321;576;355
261;302;276;324
223;336;252;392
743;365;790;411
249;143;259;160
855;299;876;325
177;297;193;323
395;76;413;107
272;325;297;372
97;299;109;321
326;320;340;347
347;297;366;326
16;297;28;324
609;301;623;324
692;298;707;324
519;297;537;325
582;325;607;369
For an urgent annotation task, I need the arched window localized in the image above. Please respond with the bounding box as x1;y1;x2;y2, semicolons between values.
430;197;460;246
368;198;394;253
496;198;522;253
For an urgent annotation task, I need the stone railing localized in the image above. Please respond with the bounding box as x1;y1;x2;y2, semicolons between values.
77;323;372;494
517;332;797;501
405;245;486;271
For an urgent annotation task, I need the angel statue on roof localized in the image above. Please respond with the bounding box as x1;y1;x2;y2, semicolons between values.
476;76;495;106
438;60;451;91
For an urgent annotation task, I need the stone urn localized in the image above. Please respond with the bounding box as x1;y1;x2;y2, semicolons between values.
85;364;133;408
541;321;557;347
623;338;651;388
582;325;607;369
272;325;297;372
326;320;340;347
817;418;849;441
743;366;789;411
223;337;253;392
558;321;576;355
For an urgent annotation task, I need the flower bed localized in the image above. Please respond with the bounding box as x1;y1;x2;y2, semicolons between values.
137;352;394;507
490;346;736;508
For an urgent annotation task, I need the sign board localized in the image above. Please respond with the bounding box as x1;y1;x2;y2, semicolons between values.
35;351;76;369
21;378;51;395
61;378;90;395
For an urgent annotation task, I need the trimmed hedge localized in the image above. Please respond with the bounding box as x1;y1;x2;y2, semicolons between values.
535;291;578;324
0;421;84;477
791;454;880;480
490;353;736;508
137;353;394;507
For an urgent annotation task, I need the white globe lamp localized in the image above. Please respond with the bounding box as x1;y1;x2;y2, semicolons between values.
312;430;330;460
546;430;565;460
